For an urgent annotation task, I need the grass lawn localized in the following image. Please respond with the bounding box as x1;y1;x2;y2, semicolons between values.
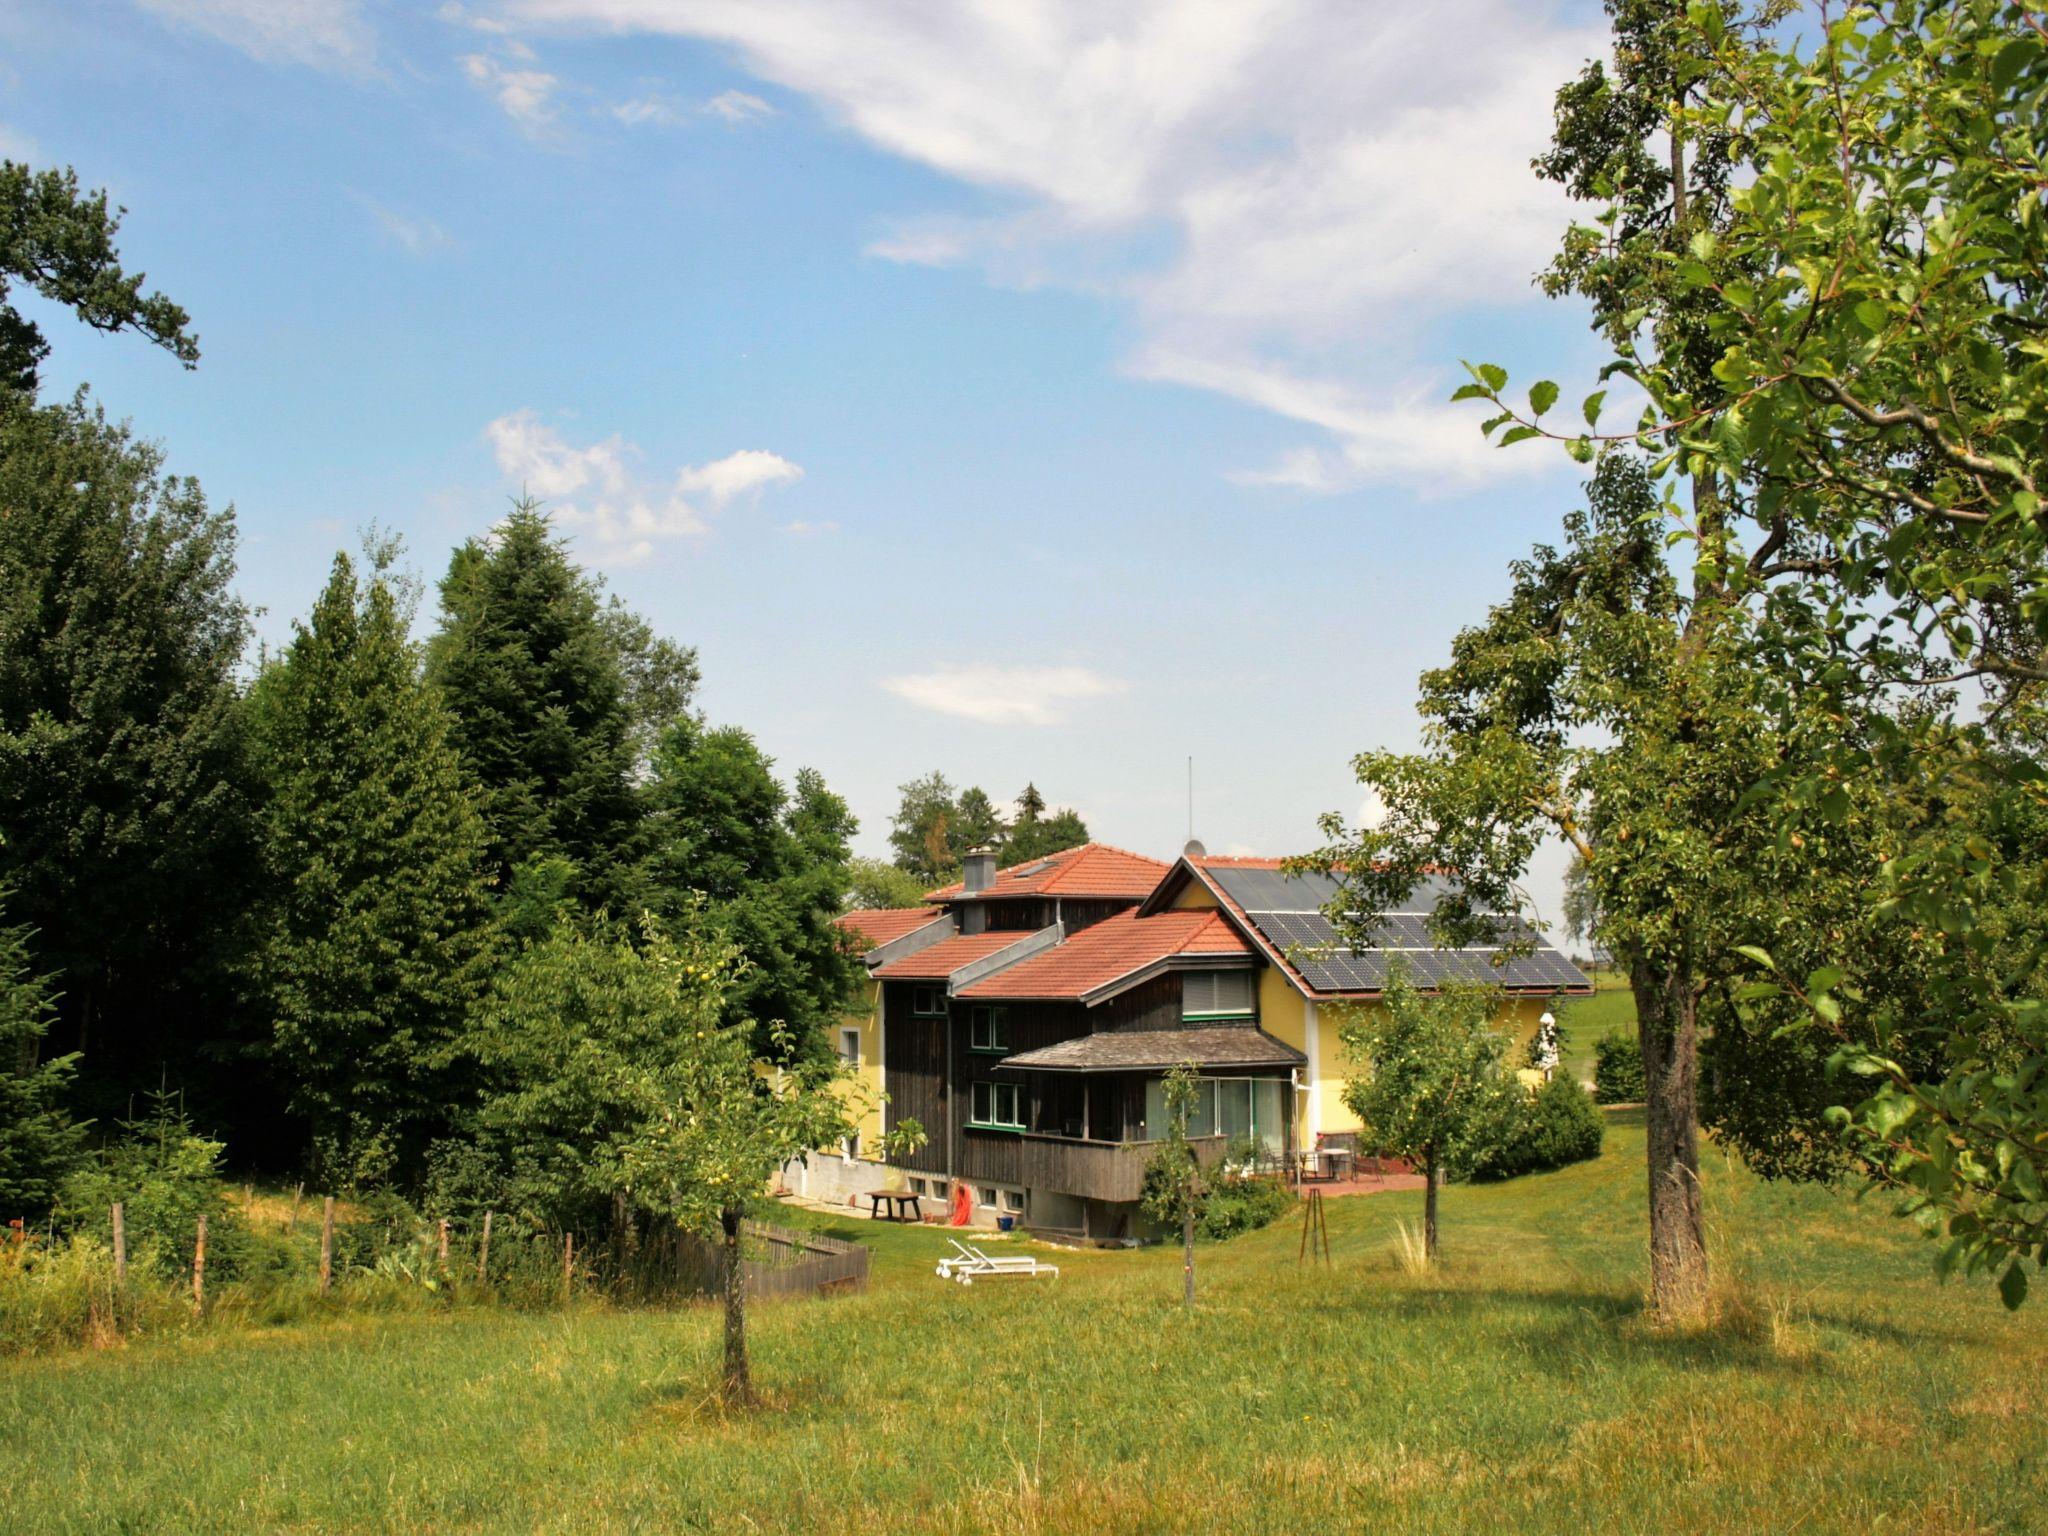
1561;967;1637;1085
4;1118;2042;1534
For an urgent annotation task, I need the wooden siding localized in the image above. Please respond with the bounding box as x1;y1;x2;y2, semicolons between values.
1095;972;1184;1031
879;981;948;1176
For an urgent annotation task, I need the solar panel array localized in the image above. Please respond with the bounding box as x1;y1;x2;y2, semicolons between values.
1206;866;1588;995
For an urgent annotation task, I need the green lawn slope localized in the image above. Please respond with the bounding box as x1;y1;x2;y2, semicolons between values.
4;1112;2041;1534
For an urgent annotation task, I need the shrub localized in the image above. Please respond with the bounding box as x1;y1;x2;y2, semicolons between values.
1594;1033;1646;1104
1196;1173;1295;1241
0;1232;189;1355
1470;1075;1605;1182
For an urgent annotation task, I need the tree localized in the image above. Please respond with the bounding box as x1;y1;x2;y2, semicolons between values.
953;786;1007;853
247;551;496;1185
640;719;861;1059
0;887;86;1217
0;162;198;396
1140;1062;1209;1307
1336;969;1521;1262
1561;854;1601;956
0;394;257;1127
888;772;963;886
427;502;643;913
1001;783;1090;864
463;914;853;1407
844;857;927;911
1456;0;2048;1305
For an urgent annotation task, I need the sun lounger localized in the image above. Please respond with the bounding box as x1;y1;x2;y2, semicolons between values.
933;1237;1059;1285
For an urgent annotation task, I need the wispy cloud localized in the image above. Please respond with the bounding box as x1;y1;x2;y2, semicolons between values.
460;51;560;133
134;0;376;74
504;0;1594;493
355;194;455;256
703;89;773;124
484;409;803;564
879;665;1127;727
611;88;776;129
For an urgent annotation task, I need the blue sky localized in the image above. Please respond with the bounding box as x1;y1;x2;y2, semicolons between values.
7;0;1616;924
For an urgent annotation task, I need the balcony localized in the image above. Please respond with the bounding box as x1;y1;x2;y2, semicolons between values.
1001;1131;1232;1204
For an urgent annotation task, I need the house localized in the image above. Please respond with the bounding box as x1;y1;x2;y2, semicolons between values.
811;841;1590;1239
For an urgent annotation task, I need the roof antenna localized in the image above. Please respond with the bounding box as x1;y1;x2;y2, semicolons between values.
1183;756;1206;859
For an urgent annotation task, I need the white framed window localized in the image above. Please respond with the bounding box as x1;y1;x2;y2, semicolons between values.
1182;970;1255;1020
1002;1190;1026;1213
909;1177;927;1198
970;1080;1024;1130
910;984;946;1017
979;1187;1001;1209
969;1005;1009;1052
842;1133;860;1161
837;1026;861;1066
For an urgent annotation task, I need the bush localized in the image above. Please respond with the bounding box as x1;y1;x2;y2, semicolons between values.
1196;1173;1295;1241
1470;1075;1605;1182
1594;1033;1646;1103
55;1093;263;1282
0;1233;190;1355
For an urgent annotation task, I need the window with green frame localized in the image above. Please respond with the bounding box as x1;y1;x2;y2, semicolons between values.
969;1005;1009;1052
970;1080;1024;1130
1181;969;1255;1020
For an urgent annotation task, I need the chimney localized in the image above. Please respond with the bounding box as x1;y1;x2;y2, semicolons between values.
962;846;998;894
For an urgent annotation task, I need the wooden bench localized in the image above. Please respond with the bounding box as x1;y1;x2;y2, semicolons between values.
865;1191;922;1223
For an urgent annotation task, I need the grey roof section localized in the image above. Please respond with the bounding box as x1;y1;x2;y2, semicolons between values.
999;1026;1306;1073
947;924;1063;994
859;914;957;971
1205;866;1588;996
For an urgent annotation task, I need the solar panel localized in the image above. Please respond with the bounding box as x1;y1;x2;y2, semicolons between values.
1209;868;1588;995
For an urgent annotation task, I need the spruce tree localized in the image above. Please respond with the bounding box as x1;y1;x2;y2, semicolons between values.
427;503;643;913
0;887;86;1217
250;553;494;1184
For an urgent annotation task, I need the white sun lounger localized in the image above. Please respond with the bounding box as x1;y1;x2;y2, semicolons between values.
934;1237;1060;1285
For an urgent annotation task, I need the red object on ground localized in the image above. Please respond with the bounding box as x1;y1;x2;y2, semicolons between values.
949;1181;972;1226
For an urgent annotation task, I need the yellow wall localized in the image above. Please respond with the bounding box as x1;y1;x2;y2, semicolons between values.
1169;879;1219;910
836;974;887;1155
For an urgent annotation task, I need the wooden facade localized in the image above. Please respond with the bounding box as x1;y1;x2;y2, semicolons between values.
880;969;1289;1227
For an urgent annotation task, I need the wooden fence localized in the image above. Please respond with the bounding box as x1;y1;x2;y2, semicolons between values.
631;1218;868;1302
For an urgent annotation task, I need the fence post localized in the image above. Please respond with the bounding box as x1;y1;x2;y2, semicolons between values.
319;1196;335;1295
192;1215;207;1314
111;1202;126;1287
562;1232;574;1305
288;1182;303;1234
477;1210;492;1283
437;1219;450;1272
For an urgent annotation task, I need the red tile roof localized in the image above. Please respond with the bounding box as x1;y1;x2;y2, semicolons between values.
833;907;949;951
925;842;1171;903
871;930;1045;982
957;909;1252;1002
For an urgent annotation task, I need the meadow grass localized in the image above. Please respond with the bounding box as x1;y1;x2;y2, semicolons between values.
3;1112;2042;1534
1561;969;1637;1085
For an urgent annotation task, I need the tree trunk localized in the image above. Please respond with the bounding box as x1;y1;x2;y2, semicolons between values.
1423;1148;1439;1262
1181;1207;1195;1308
719;1208;756;1408
1633;954;1708;1320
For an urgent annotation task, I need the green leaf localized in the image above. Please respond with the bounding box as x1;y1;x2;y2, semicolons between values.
1498;425;1542;447
1992;38;2037;93
1853;298;1888;332
1999;1259;2028;1311
1450;382;1491;402
1733;944;1776;971
1477;363;1508;393
1565;436;1595;464
1529;380;1559;417
1582;390;1607;427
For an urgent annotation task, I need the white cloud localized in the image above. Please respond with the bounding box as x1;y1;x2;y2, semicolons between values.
612;93;685;127
703;89;774;124
781;518;838;536
355;195;455;256
460;51;560;133
879;665;1128;727
484;410;803;564
134;0;375;73
611;88;776;128
502;0;1597;492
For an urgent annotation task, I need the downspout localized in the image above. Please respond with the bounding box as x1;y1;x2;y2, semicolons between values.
1302;998;1321;1149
